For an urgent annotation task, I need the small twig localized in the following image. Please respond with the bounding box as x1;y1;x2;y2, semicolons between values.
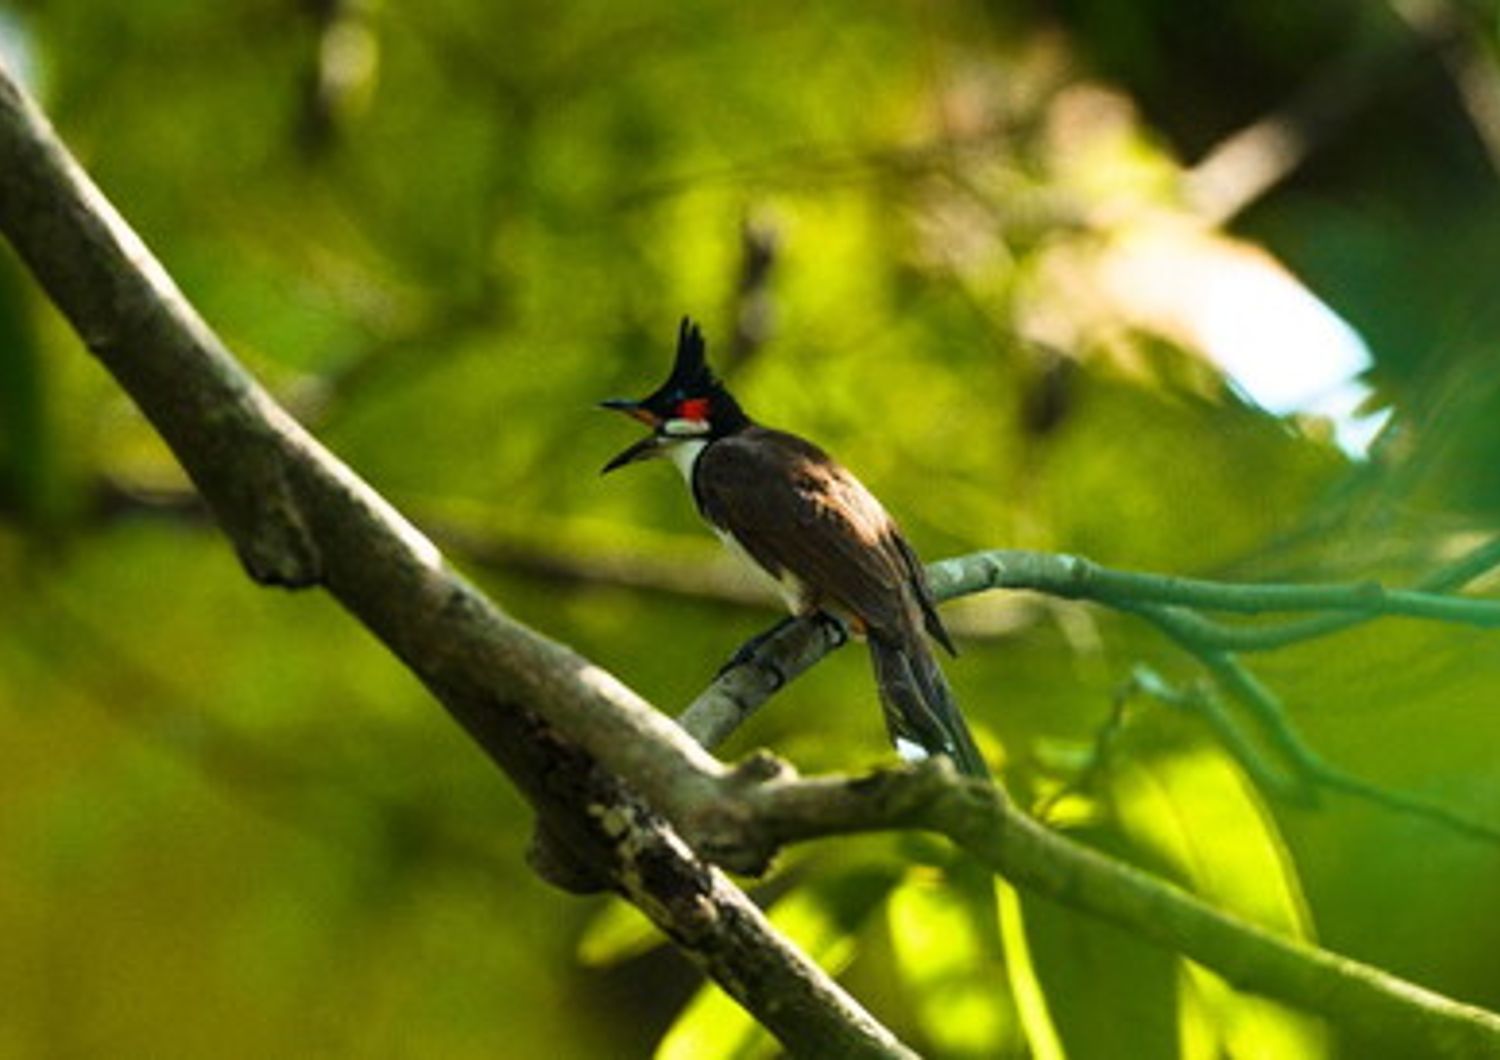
1115;665;1312;804
1136;601;1500;843
1031;675;1132;821
1418;534;1500;594
1124;603;1321;767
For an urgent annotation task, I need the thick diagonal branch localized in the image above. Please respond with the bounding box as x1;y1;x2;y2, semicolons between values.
0;61;911;1060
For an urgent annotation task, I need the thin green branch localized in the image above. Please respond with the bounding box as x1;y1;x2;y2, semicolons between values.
1122;602;1319;768
929;547;1500;628
1419;535;1500;593
693;546;1500;847
1116;665;1312;804
1083;535;1500;653
696;541;1500;744
1135;601;1500;844
1125;609;1361;653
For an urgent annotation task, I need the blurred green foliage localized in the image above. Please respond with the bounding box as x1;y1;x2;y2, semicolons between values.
3;0;1500;1056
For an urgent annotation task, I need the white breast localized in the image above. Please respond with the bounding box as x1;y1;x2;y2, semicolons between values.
667;437;806;613
666;438;708;482
711;523;806;613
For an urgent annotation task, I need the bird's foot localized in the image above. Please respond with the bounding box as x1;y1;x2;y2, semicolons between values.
716;615;797;680
811;610;850;649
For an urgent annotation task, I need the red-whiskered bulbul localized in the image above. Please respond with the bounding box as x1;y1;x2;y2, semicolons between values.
601;318;989;778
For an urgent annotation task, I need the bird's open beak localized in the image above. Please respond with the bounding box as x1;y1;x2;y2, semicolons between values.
599;398;664;473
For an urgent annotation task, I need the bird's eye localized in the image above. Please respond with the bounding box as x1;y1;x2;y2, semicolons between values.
676;397;711;421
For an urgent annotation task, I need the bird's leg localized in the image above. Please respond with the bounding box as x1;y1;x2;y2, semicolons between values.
714;611;853;691
716;615;799;681
811;609;852;649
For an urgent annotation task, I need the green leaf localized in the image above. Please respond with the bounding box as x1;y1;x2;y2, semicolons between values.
995;879;1066;1060
887;865;1021;1058
1015;854;1179;1060
1110;747;1329;1059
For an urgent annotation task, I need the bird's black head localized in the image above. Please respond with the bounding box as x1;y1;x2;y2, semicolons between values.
600;317;750;473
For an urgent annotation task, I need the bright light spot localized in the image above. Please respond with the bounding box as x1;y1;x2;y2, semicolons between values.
1097;226;1388;458
1196;257;1386;457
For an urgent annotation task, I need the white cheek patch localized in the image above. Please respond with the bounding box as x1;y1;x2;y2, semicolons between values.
662;417;710;437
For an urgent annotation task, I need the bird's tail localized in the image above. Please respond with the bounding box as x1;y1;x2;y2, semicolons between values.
868;633;989;779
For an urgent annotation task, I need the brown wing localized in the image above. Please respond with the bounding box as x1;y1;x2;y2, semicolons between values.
695;427;941;643
890;530;956;656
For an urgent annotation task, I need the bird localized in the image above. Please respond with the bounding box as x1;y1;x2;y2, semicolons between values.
600;317;988;779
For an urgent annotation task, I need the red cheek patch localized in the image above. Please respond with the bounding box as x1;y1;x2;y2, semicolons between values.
677;397;711;421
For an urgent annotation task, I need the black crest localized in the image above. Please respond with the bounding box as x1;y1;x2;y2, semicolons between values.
663;316;717;394
601;316;749;436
